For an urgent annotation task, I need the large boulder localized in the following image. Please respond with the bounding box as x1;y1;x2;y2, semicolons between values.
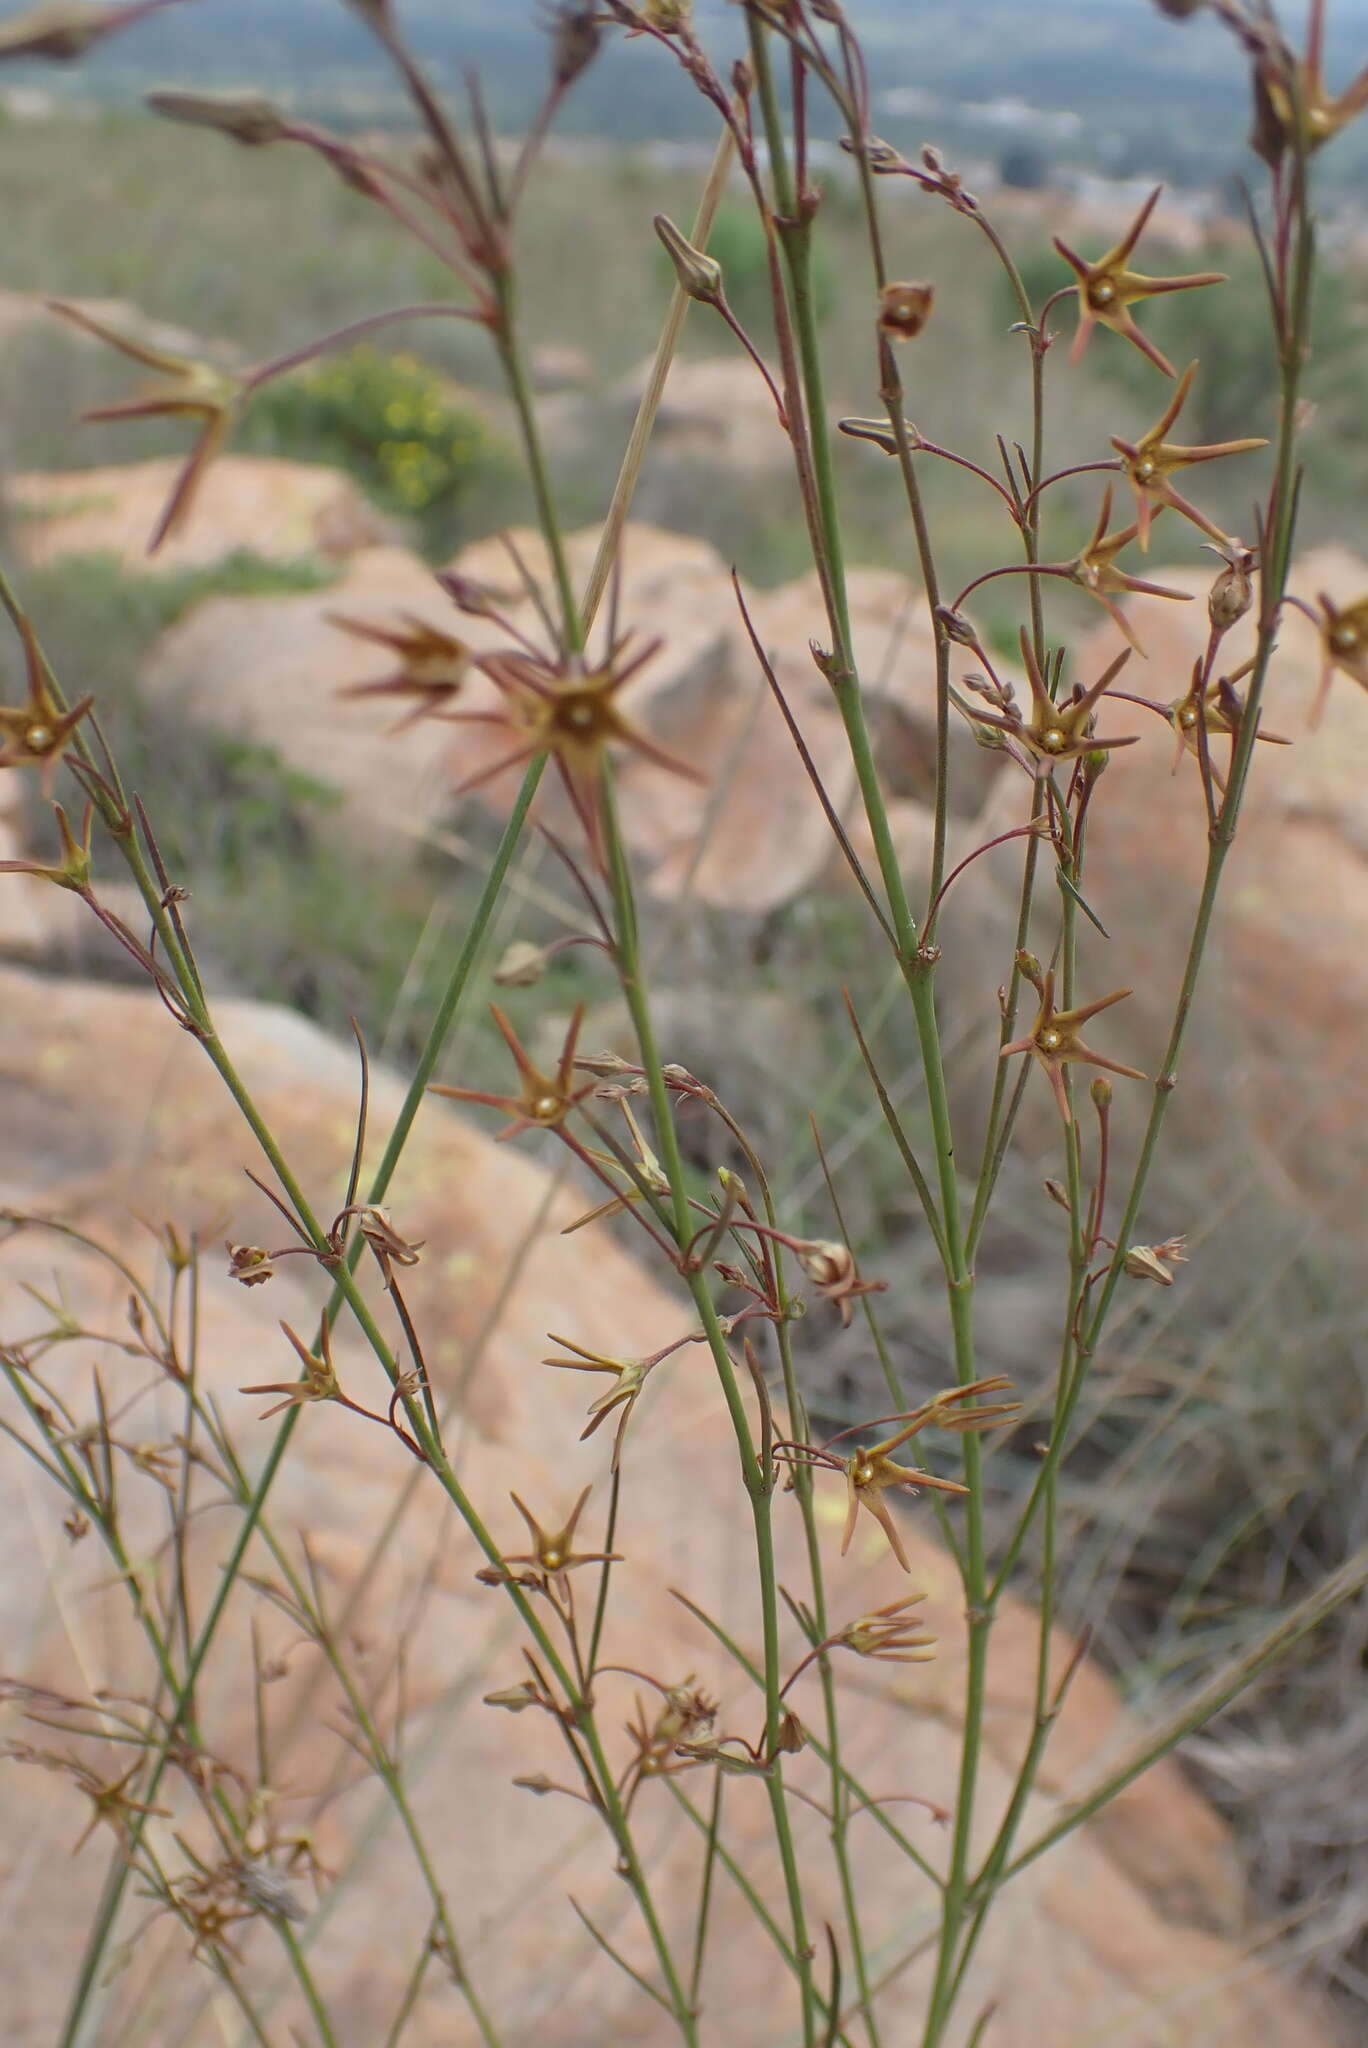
0;962;1339;2047
7;455;394;573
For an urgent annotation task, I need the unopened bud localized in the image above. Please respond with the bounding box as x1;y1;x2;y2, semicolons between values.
642;0;692;27
493;940;550;988
879;280;935;341
551;4;601;87
654;213;724;305
1090;1078;1113;1112
147;90;290;147
1015;949;1044;991
1208;555;1254;631
483;1682;543;1713
1043;1178;1071;1211
0;0;169;62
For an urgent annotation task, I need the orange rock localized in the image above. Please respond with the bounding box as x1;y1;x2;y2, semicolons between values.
0;963;1338;2046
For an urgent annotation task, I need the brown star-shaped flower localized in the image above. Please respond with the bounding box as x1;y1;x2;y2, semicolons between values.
49;298;241;553
0;614;93;790
445;634;702;865
1053;187;1226;378
428;1003;593;1142
1111;361;1266;550
1000;966;1145;1125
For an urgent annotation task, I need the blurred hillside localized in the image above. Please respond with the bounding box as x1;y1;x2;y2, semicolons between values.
8;0;1368;196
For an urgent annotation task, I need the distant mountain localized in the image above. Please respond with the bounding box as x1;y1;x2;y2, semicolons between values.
17;0;1368;193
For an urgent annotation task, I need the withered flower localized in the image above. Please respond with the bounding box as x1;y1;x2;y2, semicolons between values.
794;1238;886;1328
48;299;242;552
840;1594;938;1663
331;1203;424;1288
240;1319;341;1420
1111;362;1266;550
227;1243;275;1288
1053;187;1226;378
0;614;93;789
542;1329;691;1468
560;1098;669;1233
446;636;702;865
332;612;473;729
879;281;935;341
429;1003;593;1141
1000;965;1145;1125
1122;1236;1189;1286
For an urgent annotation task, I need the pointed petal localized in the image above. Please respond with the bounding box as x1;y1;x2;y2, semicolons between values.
1112;184;1162;265
863;1492;912;1573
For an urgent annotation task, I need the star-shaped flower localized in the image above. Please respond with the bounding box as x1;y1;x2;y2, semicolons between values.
49;298;242;553
1065;487;1193;652
331;611;473;730
962;628;1139;770
0;613;93;790
774;1381;1015;1573
445;634;702;865
477;1486;620;1595
1309;592;1368;726
1053;187;1226;378
1163;658;1290;790
240;1319;341;1420
428;1003;593;1141
1110;361;1266;550
1000;965;1145;1125
1250;2;1368;164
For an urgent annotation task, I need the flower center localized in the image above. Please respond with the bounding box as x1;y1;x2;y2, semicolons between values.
1040;1028;1063;1053
1179;704;1198;728
1134;458;1155;482
533;1094;562;1121
558;696;599;732
25;724;53;752
1041;727;1066;752
1331;623;1360;654
542;1547;562;1570
1091;280;1116;306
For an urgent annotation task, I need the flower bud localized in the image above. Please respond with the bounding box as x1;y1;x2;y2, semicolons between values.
654;213;724;306
1208;552;1254;631
493;940;550;988
147;90;290;148
1043;1178;1071;1211
1090;1077;1113;1111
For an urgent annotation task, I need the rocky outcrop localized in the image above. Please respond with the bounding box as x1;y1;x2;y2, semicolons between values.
0;962;1339;2047
7;455;394;572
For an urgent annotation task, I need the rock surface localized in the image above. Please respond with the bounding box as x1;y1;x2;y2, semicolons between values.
0;961;1340;2047
8;455;395;573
